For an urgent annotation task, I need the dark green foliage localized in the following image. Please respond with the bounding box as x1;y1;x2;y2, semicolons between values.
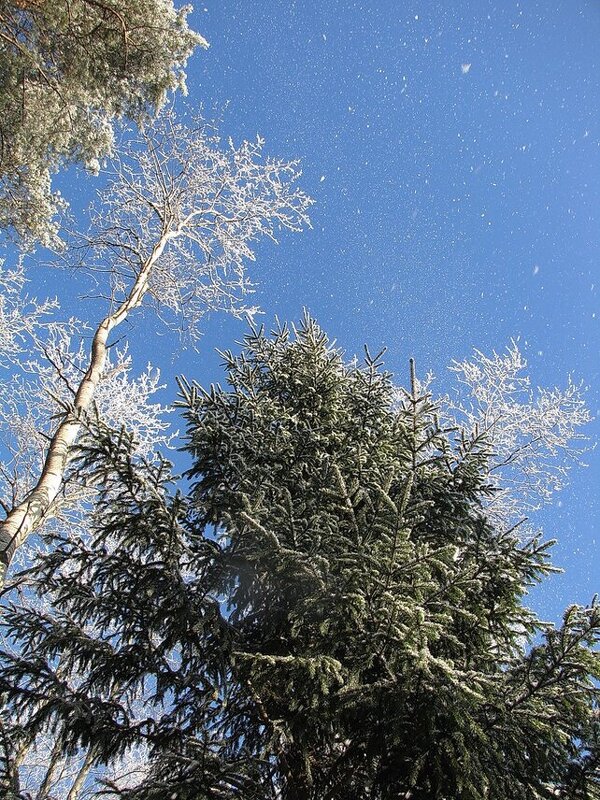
0;424;249;798
1;316;599;798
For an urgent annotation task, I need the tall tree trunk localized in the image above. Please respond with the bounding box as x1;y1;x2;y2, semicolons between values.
0;232;170;586
65;744;96;800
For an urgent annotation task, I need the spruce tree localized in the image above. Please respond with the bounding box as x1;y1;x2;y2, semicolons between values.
1;315;598;799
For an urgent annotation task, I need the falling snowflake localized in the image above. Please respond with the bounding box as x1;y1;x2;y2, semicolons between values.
461;63;472;74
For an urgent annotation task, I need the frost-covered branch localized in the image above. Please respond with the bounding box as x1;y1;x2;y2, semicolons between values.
0;333;171;506
445;343;591;528
0;319;173;582
0;263;57;365
75;108;313;335
0;109;312;585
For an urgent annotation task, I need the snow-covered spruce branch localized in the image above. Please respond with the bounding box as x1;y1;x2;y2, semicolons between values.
0;110;313;585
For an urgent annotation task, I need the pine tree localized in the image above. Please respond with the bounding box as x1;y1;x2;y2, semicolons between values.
1;315;598;798
0;0;205;246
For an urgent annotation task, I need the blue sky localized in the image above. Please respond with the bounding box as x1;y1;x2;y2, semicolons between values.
38;1;600;620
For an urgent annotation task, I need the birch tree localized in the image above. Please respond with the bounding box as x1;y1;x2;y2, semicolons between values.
444;343;590;529
0;109;313;587
0;0;205;246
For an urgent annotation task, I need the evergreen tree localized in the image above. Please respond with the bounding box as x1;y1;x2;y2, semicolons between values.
1;316;598;798
0;0;205;246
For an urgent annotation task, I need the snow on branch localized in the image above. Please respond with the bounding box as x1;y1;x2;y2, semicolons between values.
73;107;314;337
0;317;172;539
0;263;57;365
446;342;591;528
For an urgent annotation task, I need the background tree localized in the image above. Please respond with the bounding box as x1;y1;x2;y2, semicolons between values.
1;316;597;799
0;0;206;246
444;344;590;529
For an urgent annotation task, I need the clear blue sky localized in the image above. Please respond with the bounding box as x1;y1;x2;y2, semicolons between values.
49;1;600;620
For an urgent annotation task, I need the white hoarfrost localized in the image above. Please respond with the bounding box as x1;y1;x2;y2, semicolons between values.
0;264;57;365
0;108;312;586
78;110;313;334
446;342;590;528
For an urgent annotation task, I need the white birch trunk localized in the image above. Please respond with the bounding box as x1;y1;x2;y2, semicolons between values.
0;234;169;586
65;745;96;800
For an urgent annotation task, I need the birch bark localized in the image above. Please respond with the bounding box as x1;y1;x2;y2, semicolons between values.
0;234;168;584
0;110;312;588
